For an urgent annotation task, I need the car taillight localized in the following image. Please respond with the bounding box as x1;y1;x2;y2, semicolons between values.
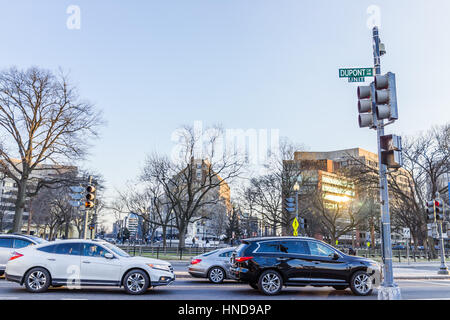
235;256;253;262
9;252;23;261
191;259;202;265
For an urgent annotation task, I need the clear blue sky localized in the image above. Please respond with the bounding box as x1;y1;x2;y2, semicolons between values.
0;1;449;212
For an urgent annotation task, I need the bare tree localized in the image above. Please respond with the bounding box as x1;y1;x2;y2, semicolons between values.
345;123;450;256
0;67;103;232
141;125;242;248
304;181;370;246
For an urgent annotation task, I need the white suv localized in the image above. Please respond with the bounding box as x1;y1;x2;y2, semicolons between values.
5;239;175;295
0;234;47;276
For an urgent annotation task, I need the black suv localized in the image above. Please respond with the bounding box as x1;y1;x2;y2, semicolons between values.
230;236;381;296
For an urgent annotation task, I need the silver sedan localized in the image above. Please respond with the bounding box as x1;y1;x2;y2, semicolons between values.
188;247;236;283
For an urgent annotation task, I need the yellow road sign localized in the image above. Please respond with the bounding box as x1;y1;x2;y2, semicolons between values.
292;218;299;236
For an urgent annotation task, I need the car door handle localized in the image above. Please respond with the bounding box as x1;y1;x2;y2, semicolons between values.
47;258;56;261
82;261;91;264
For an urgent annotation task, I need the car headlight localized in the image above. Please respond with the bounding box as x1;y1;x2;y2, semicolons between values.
148;263;172;272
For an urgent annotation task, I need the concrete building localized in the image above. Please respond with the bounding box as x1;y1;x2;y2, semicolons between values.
0;160;77;233
284;147;410;247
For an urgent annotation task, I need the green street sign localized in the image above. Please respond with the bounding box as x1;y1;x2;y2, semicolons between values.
339;68;374;78
348;76;366;83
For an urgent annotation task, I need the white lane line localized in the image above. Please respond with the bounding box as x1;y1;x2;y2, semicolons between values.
0;296;19;300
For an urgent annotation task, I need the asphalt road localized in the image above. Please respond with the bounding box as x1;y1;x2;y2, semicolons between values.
0;276;449;300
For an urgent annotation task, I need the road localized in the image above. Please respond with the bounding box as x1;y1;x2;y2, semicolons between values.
0;277;449;300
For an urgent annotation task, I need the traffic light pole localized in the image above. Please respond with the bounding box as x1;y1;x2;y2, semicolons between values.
372;26;401;300
436;193;449;275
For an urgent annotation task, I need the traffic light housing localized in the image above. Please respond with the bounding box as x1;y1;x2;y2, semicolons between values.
357;84;375;128
380;134;403;168
285;197;295;214
300;218;307;229
85;185;96;209
435;199;444;221
426;200;436;223
374;72;398;121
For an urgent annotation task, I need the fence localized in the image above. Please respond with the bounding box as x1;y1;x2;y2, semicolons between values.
117;245;222;260
117;245;450;262
354;248;450;262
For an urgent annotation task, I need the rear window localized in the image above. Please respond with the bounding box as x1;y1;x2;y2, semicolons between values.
13;239;32;249
255;241;280;253
218;250;233;257
0;238;12;248
201;249;219;257
54;243;81;255
38;244;58;253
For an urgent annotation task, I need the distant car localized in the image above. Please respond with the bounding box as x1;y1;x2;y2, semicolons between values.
0;234;47;276
5;239;174;294
188;247;236;283
392;245;406;250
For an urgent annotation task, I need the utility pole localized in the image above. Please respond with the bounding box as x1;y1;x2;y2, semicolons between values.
371;26;401;300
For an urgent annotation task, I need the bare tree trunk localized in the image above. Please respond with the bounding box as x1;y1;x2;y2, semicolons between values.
13;178;28;233
178;224;187;248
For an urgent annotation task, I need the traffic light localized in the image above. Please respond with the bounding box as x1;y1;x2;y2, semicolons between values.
426;200;436;223
435;199;444;221
374;72;398;121
300;218;307;229
380;134;403;168
85;185;96;209
285;197;295;214
357;83;375;128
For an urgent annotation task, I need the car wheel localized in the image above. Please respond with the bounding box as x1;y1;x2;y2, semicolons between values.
332;285;348;290
24;267;51;293
123;269;150;295
258;270;283;295
249;282;259;290
208;267;225;284
350;271;373;296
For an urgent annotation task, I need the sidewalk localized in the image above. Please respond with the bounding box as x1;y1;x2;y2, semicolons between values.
393;262;450;280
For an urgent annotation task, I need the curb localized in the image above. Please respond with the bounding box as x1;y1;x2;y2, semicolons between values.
394;276;450;280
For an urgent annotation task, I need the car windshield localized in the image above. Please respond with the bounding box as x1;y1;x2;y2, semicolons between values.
102;242;130;257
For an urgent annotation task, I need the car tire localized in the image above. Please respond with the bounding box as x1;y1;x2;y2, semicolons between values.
350;271;373;296
123;269;150;295
332;285;348;290
24;267;51;293
249;282;259;290
208;267;225;284
258;270;283;295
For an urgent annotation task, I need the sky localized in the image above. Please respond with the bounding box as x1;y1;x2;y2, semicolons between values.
0;1;449;227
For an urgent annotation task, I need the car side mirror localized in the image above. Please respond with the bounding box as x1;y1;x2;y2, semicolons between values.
105;253;114;259
331;253;339;260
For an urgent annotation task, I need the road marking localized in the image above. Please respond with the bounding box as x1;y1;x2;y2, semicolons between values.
0;296;19;300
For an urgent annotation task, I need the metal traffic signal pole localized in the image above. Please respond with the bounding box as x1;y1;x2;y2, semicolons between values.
83;175;93;240
372;26;401;300
435;193;449;275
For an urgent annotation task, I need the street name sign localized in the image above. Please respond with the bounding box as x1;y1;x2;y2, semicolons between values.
339;68;374;78
339;67;373;83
